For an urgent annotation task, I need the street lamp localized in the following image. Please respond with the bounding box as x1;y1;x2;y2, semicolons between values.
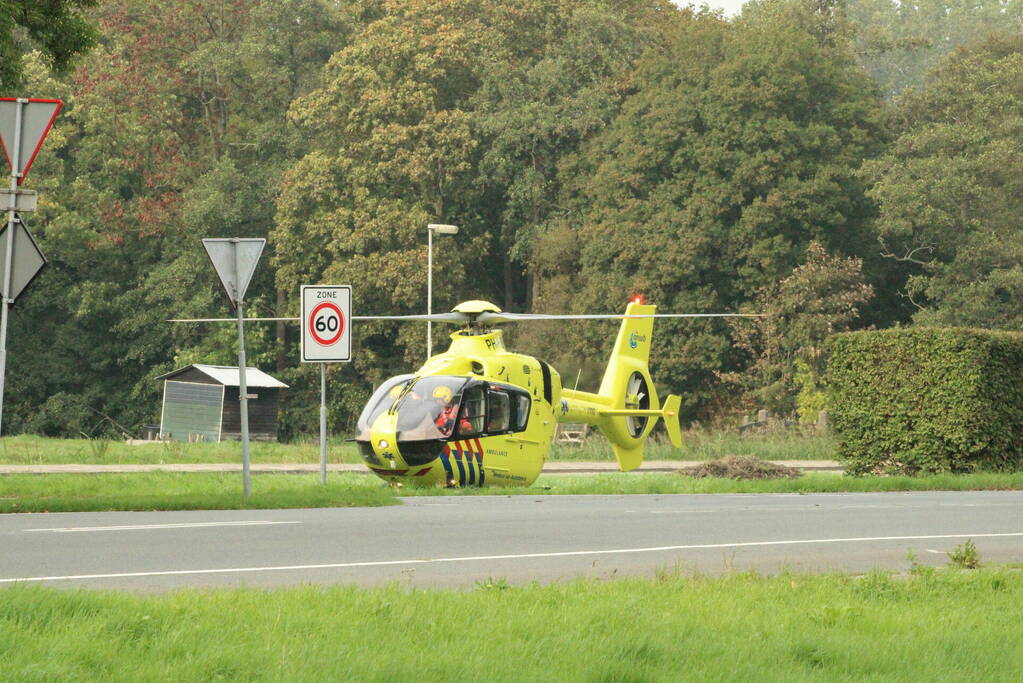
427;223;459;359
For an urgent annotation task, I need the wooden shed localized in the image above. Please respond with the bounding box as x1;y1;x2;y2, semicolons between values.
156;364;289;442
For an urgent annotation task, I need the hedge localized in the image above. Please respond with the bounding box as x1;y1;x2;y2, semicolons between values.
827;327;1023;475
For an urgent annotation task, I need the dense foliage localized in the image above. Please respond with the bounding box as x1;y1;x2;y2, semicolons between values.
848;0;1022;98
2;0;1022;438
527;2;887;416
722;241;873;421
0;0;98;89
828;328;1023;475
863;34;1023;331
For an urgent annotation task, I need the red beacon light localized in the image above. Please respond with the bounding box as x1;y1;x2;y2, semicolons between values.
630;294;645;305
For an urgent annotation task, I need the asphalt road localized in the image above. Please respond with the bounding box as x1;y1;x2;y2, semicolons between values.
2;491;1021;591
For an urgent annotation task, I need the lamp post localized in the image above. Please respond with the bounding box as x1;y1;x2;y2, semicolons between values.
427;223;459;359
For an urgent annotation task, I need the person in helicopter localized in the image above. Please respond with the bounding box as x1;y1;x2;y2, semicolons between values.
432;385;470;437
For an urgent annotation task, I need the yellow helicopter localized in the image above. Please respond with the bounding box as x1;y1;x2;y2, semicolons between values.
175;295;758;488
353;298;755;488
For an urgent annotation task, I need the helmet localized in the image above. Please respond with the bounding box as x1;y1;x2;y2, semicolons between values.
432;385;453;402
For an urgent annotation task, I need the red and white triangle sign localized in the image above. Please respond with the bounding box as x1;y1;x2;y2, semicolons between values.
0;98;62;185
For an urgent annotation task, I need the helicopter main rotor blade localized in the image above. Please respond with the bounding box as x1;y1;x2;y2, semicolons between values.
168;313;471;324
475;312;764;324
168;317;300;323
354;312;471;323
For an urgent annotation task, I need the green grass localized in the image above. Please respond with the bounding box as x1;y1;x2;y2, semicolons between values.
413;471;1023;496
0;473;397;513
2;471;1023;513
0;430;835;466
1;568;1022;680
551;428;836;461
0;435;365;465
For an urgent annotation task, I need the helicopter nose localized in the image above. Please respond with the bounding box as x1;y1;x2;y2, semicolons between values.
370;413;404;468
361;412;449;485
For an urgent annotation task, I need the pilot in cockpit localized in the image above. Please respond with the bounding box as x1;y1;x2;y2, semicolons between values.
431;385;470;437
357;375;470;442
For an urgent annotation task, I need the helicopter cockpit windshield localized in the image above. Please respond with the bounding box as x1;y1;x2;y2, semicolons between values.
355;375;471;442
355;374;414;441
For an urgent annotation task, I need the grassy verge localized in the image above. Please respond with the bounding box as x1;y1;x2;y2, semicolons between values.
409;471;1023;496
0;430;836;466
0;473;397;513
679;427;836;461
2;471;1023;512
550;429;836;461
1;568;1021;680
0;435;365;465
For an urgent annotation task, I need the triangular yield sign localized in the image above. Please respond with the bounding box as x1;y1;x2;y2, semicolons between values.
202;238;265;307
0;215;46;304
0;99;62;184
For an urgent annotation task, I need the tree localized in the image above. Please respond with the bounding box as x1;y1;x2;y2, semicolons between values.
528;0;887;418
721;241;873;419
3;0;353;436
862;35;1023;331
274;0;663;399
9;0;668;436
845;0;1022;98
276;0;497;378
0;0;98;90
472;0;669;310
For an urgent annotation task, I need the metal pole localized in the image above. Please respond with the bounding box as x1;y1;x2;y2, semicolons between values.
319;362;327;484
234;243;251;497
0;98;24;436
427;227;433;360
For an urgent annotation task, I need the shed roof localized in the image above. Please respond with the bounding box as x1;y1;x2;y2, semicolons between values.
156;364;289;388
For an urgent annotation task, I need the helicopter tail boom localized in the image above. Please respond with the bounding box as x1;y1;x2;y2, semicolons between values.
556;302;683;471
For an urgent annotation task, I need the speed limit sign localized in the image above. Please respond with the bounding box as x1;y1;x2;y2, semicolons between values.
301;285;351;362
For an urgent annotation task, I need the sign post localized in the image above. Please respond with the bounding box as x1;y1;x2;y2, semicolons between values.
0;97;61;435
203;238;265;496
301;285;352;484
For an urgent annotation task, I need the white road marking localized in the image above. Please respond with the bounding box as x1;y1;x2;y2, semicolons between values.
638;502;1023;515
2;531;1022;584
24;521;301;533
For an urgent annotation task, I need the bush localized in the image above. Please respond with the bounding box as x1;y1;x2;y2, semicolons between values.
827;328;1023;475
22;393;94;437
948;539;981;569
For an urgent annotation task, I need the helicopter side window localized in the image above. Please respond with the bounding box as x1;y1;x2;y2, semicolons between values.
512;393;530;431
486;389;510;433
448;382;530;437
456;385;486;436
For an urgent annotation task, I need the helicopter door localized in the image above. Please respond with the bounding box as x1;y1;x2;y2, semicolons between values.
486;389;510;433
451;383;518;438
456;384;487;436
442;383;483;485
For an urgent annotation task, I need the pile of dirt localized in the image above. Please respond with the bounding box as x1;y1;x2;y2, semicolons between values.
680;455;801;480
